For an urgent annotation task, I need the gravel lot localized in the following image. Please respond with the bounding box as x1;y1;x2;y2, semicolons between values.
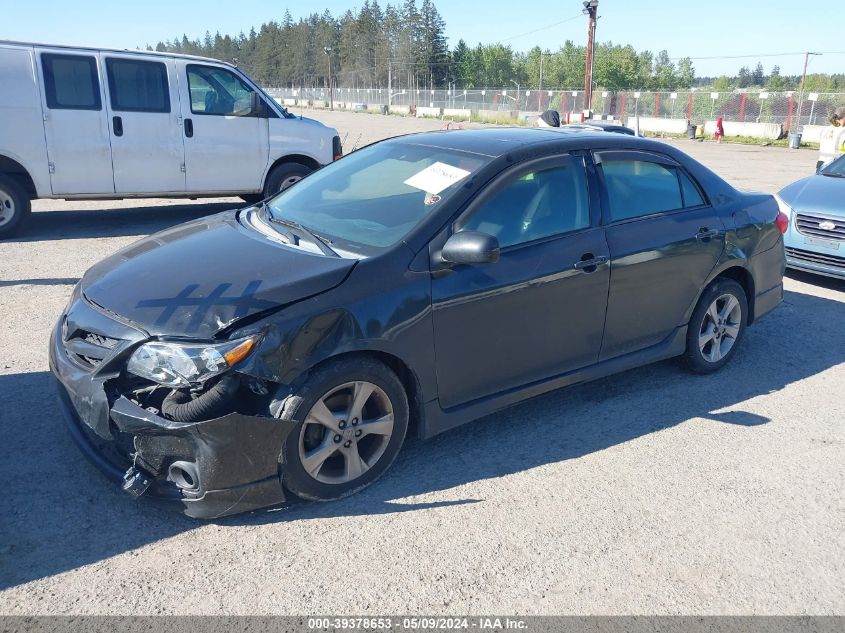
1;111;843;615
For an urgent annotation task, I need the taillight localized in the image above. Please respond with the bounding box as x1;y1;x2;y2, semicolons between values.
332;135;343;161
775;211;789;234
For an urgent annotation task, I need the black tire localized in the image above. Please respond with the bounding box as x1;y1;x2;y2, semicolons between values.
0;174;31;239
683;278;748;374
277;357;409;502
263;162;313;199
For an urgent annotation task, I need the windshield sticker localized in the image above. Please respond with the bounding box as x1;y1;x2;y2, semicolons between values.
424;193;442;205
404;162;471;195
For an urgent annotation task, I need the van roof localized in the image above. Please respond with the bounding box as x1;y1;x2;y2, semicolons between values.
0;40;233;66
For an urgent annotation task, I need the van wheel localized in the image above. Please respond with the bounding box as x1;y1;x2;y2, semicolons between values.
263;162;313;199
0;175;31;239
277;357;409;502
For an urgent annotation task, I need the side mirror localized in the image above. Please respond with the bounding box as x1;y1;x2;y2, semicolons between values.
441;231;500;266
248;92;263;117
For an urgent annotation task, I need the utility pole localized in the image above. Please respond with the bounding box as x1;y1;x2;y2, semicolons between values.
539;51;544;104
582;0;599;113
795;51;821;132
324;47;334;111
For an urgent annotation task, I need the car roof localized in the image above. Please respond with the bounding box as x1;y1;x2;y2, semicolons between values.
0;40;231;67
390;127;655;158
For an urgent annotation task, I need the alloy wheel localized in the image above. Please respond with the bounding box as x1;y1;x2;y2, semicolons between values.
298;381;395;485
698;293;742;363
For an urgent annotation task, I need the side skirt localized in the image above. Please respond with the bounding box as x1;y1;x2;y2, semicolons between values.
421;325;688;439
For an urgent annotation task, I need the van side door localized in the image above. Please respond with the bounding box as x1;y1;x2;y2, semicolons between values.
174;60;269;194
36;48;115;195
101;53;186;194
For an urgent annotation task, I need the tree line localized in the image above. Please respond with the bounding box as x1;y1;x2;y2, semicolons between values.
151;1;845;92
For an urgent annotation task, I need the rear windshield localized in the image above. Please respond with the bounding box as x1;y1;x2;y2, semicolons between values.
266;141;490;254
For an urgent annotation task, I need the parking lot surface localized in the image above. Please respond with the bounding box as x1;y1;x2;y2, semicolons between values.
1;111;843;615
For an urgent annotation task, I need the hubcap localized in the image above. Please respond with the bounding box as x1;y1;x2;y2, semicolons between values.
0;189;15;228
698;293;742;363
277;175;303;193
298;381;394;485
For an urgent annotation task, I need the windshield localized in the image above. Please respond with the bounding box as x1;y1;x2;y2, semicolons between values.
265;141;491;254
820;154;845;177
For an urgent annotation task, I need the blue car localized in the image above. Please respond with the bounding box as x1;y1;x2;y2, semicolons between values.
778;154;845;279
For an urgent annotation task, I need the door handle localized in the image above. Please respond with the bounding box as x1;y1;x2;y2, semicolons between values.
696;227;720;241
573;254;608;272
112;116;123;137
184;118;193;138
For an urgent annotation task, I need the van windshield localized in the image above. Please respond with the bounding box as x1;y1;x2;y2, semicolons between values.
265;141;490;254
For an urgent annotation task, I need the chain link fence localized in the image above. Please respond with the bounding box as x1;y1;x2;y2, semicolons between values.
266;86;845;131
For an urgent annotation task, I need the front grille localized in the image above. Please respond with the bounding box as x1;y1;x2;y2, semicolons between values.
786;247;845;270
795;213;845;241
64;326;123;370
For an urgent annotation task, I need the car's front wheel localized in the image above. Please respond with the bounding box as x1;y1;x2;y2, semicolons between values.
278;357;409;501
683;278;748;374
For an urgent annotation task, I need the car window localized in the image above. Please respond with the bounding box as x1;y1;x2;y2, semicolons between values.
105;58;170;113
601;159;683;221
679;170;705;207
41;53;101;111
187;65;254;116
456;156;590;248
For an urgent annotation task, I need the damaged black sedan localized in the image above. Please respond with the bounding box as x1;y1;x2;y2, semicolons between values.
50;128;786;518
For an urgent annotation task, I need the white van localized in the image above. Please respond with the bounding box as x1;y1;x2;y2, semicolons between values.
0;41;342;238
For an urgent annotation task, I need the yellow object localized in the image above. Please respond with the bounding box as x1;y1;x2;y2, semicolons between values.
224;337;256;366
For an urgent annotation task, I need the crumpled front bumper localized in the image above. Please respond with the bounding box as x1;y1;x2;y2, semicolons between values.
49;316;296;519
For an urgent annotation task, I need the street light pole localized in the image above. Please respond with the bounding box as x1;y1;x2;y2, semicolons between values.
582;0;599;113
795;51;821;132
324;47;334;111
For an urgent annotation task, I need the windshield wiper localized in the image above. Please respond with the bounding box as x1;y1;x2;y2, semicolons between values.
262;204;340;257
820;172;845;178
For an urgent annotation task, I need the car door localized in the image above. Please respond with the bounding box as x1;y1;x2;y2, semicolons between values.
36;49;115;195
431;154;610;409
595;150;725;361
102;53;186;194
175;60;269;193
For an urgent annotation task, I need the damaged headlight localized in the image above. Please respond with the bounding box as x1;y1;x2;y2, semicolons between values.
127;336;258;388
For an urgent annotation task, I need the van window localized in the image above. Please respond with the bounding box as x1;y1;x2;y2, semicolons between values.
105;58;170;113
41;53;101;111
187;65;255;116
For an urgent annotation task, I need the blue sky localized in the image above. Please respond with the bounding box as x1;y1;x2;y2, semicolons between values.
3;0;843;77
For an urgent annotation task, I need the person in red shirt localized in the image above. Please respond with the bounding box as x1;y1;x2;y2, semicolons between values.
715;116;725;143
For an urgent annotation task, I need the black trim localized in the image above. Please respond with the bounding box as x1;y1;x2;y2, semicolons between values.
105;57;171;113
40;52;102;111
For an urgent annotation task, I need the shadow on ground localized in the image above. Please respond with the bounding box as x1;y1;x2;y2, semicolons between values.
1;286;843;589
10;202;237;242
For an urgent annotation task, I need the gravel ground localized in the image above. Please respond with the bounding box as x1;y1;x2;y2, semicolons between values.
1;111;843;615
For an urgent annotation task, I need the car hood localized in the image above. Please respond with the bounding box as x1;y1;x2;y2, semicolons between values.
779;174;845;217
81;211;356;339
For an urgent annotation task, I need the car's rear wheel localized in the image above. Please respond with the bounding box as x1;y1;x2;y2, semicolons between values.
683;278;748;374
278;357;408;501
263;162;313;199
0;174;31;239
